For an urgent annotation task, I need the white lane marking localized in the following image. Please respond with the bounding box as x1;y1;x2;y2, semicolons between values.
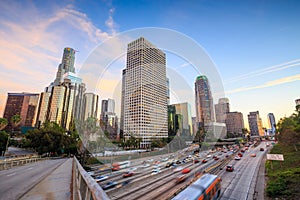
27;167;33;170
7;172;16;177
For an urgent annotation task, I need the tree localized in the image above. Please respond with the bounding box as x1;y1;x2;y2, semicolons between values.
0;118;8;131
11;114;21;130
193;126;206;150
276;112;300;151
0;131;8;156
25;121;78;155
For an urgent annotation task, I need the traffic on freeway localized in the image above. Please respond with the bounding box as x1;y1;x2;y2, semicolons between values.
84;140;271;199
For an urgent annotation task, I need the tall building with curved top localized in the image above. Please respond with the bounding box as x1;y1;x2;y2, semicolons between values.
195;75;215;127
54;47;76;85
122;37;168;148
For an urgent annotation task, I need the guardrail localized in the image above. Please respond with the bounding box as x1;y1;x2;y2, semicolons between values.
72;156;110;200
0;156;42;170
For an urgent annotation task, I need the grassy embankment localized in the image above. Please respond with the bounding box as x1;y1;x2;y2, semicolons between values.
266;143;300;199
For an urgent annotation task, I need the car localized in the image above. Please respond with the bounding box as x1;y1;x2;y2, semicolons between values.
266;143;270;147
175;175;186;184
260;147;264;151
206;155;212;158
121;180;131;186
102;181;117;190
165;162;172;168
235;156;241;160
214;157;219;160
213;155;217;159
123;171;134;178
238;153;243;157
173;166;183;172
181;168;191;174
194;159;200;164
94;175;109;182
241;149;245;153
175;160;181;164
251;154;256;157
202;159;208;163
152;168;161;175
142;164;150;168
225;154;229;158
226;165;234;172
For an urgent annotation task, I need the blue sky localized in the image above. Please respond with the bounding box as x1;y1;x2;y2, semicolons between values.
0;0;299;128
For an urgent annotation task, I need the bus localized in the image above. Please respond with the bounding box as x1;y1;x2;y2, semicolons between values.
172;173;221;200
111;161;131;171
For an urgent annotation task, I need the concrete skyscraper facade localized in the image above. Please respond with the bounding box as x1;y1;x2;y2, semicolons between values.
215;97;230;123
3;93;39;130
248;111;264;137
82;93;99;121
122;37;168;148
225;111;245;136
195;75;215;127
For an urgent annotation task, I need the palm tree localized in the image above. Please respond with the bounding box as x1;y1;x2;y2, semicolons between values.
11;114;21;133
0;118;8;131
4;115;21;155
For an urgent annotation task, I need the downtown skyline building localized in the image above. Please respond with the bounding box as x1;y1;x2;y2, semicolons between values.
101;98;118;140
3;93;39;131
267;113;276;136
225;111;245;137
248;111;264;137
82;93;99;121
121;37;168;148
296;98;300;112
194;75;215;128
34;47;100;131
215;97;230;123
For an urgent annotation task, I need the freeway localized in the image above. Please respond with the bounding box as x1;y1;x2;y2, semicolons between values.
0;158;67;200
85;141;269;200
220;142;268;200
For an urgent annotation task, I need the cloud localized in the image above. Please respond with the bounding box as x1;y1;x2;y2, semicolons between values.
105;8;118;35
0;2;118;117
226;73;300;94
180;62;191;67
224;59;300;84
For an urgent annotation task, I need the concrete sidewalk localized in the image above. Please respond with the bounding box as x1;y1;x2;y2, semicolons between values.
20;158;72;200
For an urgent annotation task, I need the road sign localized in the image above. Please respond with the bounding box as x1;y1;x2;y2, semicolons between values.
267;154;284;161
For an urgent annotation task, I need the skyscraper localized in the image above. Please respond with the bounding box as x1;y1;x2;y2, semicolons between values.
122;37;168;148
54;47;76;86
35;91;51;128
215;98;230;123
172;102;193;136
82;93;99;121
47;72;85;130
267;113;276;136
3;93;39;130
248;111;264;137
296;98;300;112
195;75;215;127
225;111;245;137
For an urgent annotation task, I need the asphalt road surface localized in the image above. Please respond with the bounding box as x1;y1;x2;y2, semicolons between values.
0;158;67;200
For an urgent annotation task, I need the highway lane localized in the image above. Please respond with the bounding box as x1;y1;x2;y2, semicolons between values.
220;142;266;200
0;158;67;200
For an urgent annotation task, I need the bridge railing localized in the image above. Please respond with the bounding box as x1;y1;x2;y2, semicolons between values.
72;156;110;200
0;155;42;170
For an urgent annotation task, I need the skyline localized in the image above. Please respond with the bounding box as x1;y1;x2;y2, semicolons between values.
1;0;300;129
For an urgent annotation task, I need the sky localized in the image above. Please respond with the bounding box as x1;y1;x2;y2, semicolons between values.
0;0;300;129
